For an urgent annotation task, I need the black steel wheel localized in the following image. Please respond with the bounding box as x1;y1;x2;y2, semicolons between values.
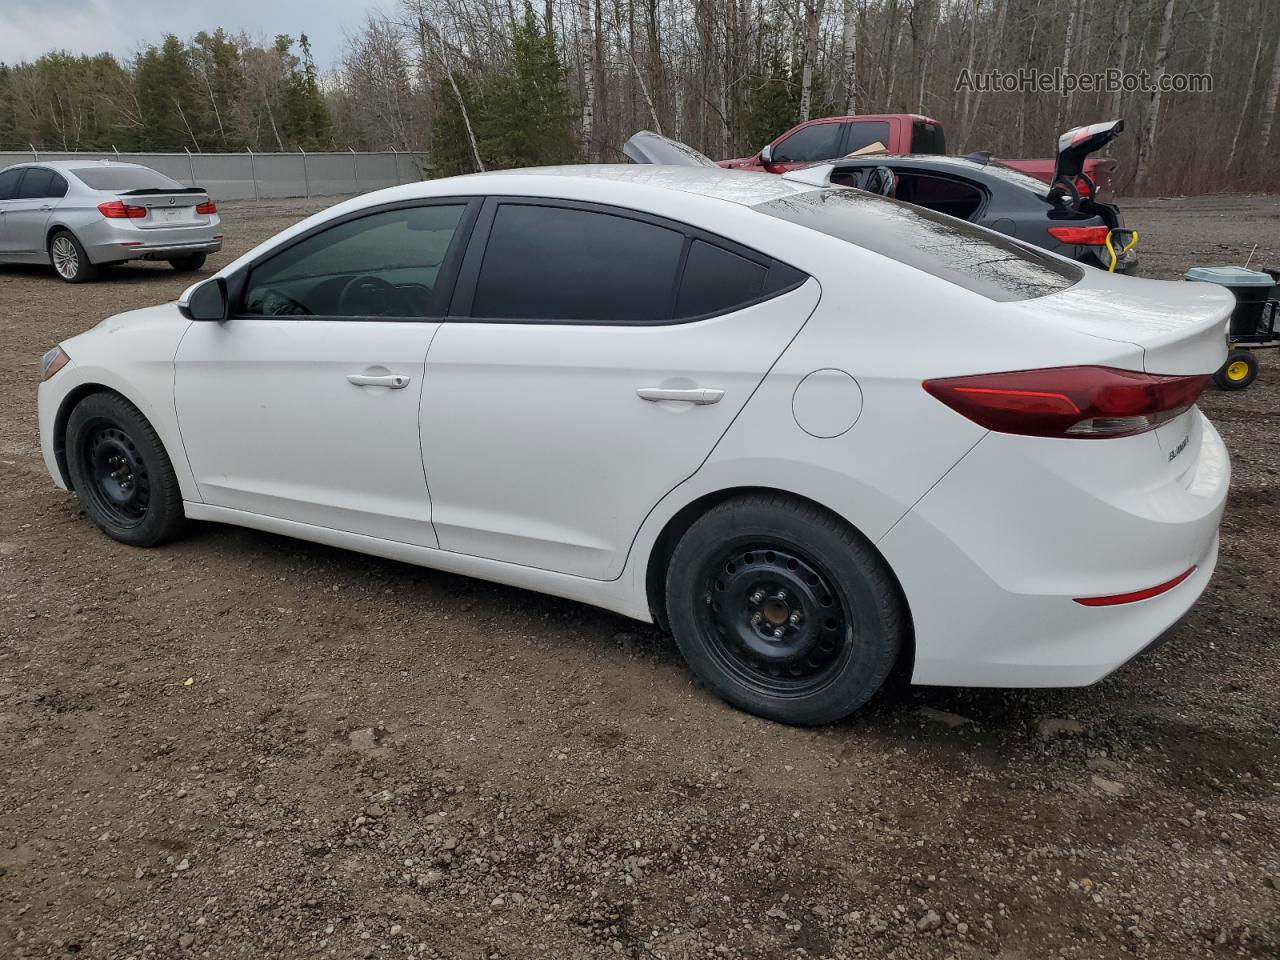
666;494;907;725
65;392;186;547
1213;349;1258;391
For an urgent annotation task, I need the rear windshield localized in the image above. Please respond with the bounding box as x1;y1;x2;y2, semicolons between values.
70;166;183;192
754;188;1082;301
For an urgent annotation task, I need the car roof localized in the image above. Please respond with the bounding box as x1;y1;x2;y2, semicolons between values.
1;159;154;174
431;164;820;207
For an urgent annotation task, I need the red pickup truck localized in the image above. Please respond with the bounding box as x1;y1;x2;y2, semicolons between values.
719;113;1117;197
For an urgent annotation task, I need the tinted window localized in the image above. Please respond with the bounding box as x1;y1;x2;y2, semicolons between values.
472;204;685;323
846;121;891;154
15;167;54;199
243;204;467;318
911;121;946;154
0;168;25;200
773;123;844;163
675;240;768;318
756;188;1082;302
893;173;984;219
48;172;68;198
71;166;183;191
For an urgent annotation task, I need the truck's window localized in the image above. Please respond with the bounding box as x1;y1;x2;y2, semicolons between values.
755;188;1082;302
911;121;946;154
773;123;843;163
846;121;891;155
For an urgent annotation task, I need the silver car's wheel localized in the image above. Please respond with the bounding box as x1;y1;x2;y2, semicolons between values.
49;231;98;284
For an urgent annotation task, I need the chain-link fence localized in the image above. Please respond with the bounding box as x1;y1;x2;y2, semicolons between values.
0;149;428;201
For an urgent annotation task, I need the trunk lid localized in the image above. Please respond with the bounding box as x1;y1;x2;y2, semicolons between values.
1015;270;1233;376
116;188;210;229
1052;119;1124;194
623;131;718;167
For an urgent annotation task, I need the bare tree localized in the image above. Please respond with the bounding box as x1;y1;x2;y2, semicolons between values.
1134;0;1176;192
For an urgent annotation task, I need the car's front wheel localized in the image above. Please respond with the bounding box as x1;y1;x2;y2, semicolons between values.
665;494;907;726
49;230;99;284
65;392;186;547
168;253;207;273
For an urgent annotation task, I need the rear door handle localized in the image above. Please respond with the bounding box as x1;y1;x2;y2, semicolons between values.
347;373;411;389
637;387;724;405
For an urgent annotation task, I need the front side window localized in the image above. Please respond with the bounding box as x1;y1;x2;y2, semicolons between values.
471;204;685;323
243;204;467;318
0;168;25;200
756;188;1082;301
773;123;844;164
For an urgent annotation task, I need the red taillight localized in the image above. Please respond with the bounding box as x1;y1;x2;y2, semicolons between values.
923;366;1210;439
1048;225;1109;245
1074;566;1197;606
98;200;147;219
196;199;217;215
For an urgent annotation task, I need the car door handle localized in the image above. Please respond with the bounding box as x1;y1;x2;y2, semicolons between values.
636;387;724;405
347;373;411;389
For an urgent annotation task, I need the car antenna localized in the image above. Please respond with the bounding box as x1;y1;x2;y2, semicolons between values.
965;151;992;165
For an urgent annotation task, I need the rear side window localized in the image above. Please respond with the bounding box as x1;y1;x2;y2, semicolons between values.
756;188;1082;301
846;121;891;154
0;168;25;200
71;166;183;191
15;168;55;199
472;204;685;323
676;240;768;318
911;121;946;154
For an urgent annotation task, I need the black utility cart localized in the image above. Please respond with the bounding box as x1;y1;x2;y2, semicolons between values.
1185;266;1280;390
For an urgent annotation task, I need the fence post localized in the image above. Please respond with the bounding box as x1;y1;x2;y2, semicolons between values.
299;146;310;199
184;146;196;186
349;146;359;193
391;147;400;185
247;148;259;202
29;143;37;161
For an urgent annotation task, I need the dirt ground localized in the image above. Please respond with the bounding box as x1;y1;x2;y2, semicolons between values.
1;192;1277;960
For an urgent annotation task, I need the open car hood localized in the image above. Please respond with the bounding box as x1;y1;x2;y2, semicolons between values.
623;130;718;167
1053;119;1123;185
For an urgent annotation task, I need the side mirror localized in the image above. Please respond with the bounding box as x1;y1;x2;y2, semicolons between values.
180;277;229;322
759;144;775;166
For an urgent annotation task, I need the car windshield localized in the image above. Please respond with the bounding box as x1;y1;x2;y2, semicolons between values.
71;166;184;191
754;187;1082;302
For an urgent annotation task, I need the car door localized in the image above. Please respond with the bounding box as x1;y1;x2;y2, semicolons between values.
5;167;64;256
174;199;479;546
418;198;819;581
0;167;29;255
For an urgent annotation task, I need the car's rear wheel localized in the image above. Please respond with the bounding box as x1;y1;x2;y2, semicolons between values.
169;253;207;273
49;230;99;284
65;392;186;547
1213;349;1258;391
665;494;906;725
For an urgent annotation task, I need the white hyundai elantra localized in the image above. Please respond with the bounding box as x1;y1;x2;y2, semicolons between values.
36;164;1231;725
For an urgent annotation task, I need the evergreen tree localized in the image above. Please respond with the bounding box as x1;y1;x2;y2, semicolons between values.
476;5;577;168
134;36;206;150
285;34;334;149
0;65;17;149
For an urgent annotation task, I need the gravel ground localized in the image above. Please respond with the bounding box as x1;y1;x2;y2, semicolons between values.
1;192;1277;960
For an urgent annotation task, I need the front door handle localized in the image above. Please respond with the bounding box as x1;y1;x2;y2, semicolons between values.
637;387;724;405
347;373;410;389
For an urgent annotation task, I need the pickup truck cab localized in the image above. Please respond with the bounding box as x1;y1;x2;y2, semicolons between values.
722;113;1117;198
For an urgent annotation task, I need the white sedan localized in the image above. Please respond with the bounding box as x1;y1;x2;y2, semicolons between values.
36;164;1232;725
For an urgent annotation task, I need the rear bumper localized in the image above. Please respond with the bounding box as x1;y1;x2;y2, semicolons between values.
76;215;222;264
91;238;222;264
880;410;1229;688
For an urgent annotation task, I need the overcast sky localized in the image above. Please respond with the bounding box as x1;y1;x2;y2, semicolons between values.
1;0;384;70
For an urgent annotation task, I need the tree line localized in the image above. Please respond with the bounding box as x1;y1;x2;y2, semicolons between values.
1;0;1277;195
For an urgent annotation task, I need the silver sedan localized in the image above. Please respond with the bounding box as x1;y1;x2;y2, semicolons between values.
0;160;222;283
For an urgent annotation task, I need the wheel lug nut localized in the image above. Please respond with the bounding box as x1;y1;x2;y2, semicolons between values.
774;590;788;602
788;612;801;625
750;590;764;604
750;613;762;625
772;627;785;638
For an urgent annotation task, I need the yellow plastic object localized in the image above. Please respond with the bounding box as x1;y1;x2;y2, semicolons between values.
1105;230;1140;272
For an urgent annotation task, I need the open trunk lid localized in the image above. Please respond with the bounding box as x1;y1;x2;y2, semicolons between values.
623;130;719;167
1052;119;1123;195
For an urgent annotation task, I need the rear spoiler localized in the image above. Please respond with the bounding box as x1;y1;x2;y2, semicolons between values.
119;187;207;196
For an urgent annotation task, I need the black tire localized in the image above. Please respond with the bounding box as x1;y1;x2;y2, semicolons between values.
49;229;99;284
168;253;207;273
65;392;186;547
1213;349;1258;391
665;494;906;726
